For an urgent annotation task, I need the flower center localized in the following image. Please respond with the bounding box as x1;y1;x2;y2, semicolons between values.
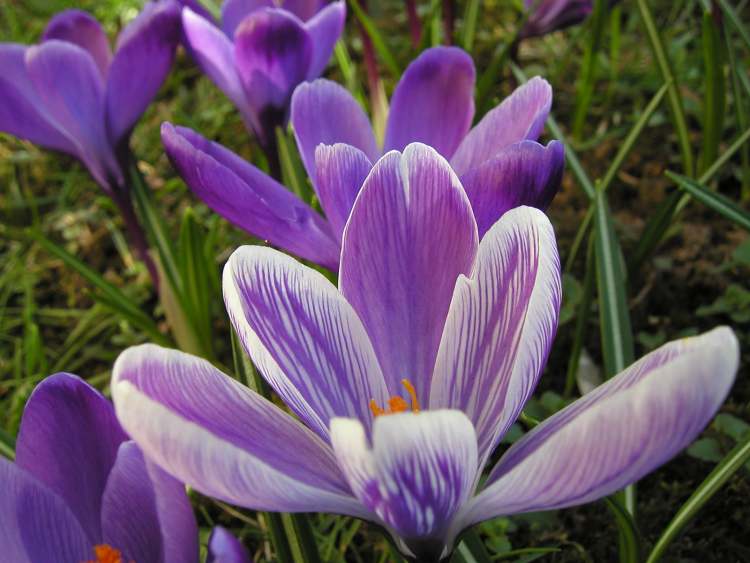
83;545;133;563
369;379;420;417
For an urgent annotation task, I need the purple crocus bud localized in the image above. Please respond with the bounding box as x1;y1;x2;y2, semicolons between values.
0;2;180;193
163;46;564;269
208;526;253;563
520;0;619;38
112;143;739;562
180;0;345;147
1;373;198;563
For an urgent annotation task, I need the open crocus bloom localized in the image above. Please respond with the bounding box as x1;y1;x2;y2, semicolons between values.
161;46;564;270
0;373;198;563
0;3;180;193
112;144;738;562
180;0;345;146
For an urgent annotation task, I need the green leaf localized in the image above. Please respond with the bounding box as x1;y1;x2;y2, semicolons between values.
604;497;642;563
714;413;750;442
646;432;750;563
634;0;694;176
460;0;481;51
348;0;400;77
451;528;492;563
699;9;726;174
667;171;750;231
687;438;724;463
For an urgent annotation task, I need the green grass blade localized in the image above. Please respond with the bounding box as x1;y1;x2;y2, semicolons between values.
605;497;643;563
281;513;322;563
646;432;750;563
460;0;480;51
572;0;608;139
451;528;491;562
30;230;170;346
564;235;596;396
725;21;750;198
716;0;750;51
0;427;16;460
348;0;400;76
667;171;750;231
699;9;726;174
635;0;694;176
276;126;311;202
631;125;750;268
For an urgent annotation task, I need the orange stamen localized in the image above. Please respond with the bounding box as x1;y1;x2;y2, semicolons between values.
369;379;420;417
83;544;134;563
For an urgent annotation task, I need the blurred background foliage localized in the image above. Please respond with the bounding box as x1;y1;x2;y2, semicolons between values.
1;0;750;561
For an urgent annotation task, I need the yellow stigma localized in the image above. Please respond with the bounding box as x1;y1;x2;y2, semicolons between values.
369;379;420;417
84;544;133;563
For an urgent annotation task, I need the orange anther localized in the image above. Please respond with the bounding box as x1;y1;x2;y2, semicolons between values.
83;544;134;563
369;380;420;417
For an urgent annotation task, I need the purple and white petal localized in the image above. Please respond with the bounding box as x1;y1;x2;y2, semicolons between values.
234;9;311;118
106;0;181;147
339;143;478;399
224;245;389;438
303;1;346;79
521;0;593;38
0;459;91;563
384;47;475;159
450;77;553;176
162;123;340;269
0;44;78;155
429;207;561;465
112;344;367;516
207;527;252;563
101;441;199;563
461;140;564;236
221;0;274;37
314;143;373;241
331;411;478;561
460;327;739;525
25;40;120;188
291;79;378;183
42;10;112;77
15;373;127;544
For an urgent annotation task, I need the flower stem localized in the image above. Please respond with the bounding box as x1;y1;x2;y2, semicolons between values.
110;187;159;288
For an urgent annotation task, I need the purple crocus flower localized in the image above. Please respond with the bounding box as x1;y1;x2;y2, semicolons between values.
111;143;738;562
520;0;618;38
208;527;252;563
180;0;345;149
162;46;564;270
0;373;198;563
0;3;180;193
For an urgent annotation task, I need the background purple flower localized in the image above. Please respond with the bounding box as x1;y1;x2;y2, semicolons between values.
521;0;620;38
0;373;198;563
0;2;181;193
162;46;564;270
112;144;738;561
208;526;252;563
180;0;345;151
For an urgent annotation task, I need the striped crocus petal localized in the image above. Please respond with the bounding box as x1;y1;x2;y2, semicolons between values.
450;77;553;176
458;327;739;528
112;344;368;518
331;410;478;561
0;458;91;563
339;143;478;401
429;206;561;465
224;245;390;439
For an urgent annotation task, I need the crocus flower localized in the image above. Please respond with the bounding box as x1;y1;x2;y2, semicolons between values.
0;372;198;563
520;0;618;38
180;0;346;148
112;143;738;562
162;46;564;270
0;3;181;281
0;3;180;193
208;527;252;563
